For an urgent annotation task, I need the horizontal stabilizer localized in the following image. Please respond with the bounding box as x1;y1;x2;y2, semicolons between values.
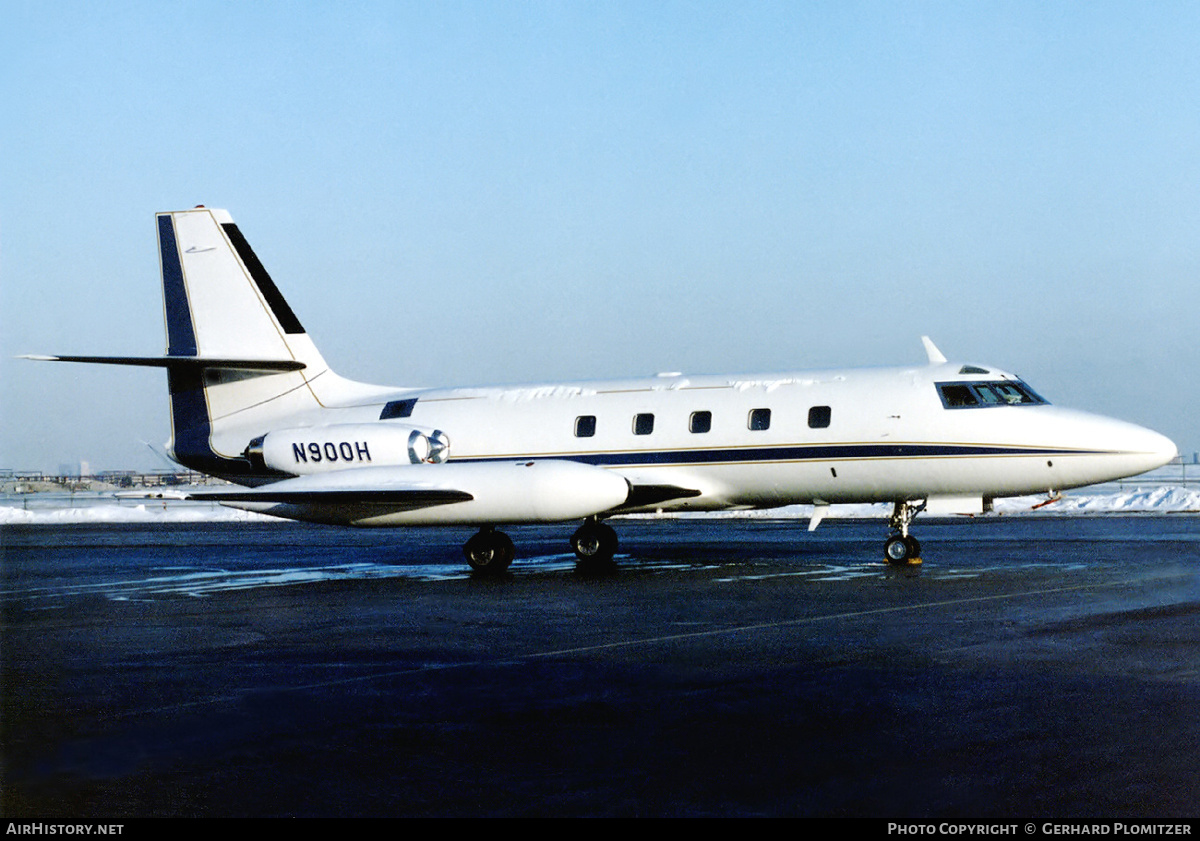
20;354;306;372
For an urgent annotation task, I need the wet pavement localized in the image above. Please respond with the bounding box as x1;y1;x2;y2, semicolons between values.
3;516;1200;817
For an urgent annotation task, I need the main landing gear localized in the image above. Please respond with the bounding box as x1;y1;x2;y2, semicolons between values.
463;518;620;576
884;500;926;565
570;518;619;569
463;526;515;574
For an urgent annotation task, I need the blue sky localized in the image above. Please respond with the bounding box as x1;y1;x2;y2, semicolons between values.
2;1;1197;472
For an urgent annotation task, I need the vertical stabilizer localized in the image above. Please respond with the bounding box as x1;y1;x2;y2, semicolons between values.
158;208;339;481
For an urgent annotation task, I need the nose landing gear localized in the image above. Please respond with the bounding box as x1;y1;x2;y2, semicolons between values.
885;500;926;565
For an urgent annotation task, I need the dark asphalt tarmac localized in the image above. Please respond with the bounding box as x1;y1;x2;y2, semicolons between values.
3;516;1200;817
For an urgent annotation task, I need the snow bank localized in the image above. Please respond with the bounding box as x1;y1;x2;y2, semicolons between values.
0;499;282;525
993;485;1200;515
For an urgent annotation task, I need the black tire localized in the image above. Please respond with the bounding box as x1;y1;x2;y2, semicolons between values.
884;535;911;565
904;535;922;560
464;530;514;574
571;522;618;563
495;531;515;567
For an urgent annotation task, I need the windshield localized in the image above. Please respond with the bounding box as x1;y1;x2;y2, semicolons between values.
936;380;1047;409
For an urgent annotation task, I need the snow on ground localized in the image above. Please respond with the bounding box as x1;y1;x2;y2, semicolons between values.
639;485;1200;521
994;485;1200;515
0;496;281;525
2;483;1198;525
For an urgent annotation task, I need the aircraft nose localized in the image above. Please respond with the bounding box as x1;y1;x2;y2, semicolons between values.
1143;427;1178;469
1114;421;1177;475
1051;409;1179;487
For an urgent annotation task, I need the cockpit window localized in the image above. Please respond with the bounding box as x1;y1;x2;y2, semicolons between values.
936;380;1047;409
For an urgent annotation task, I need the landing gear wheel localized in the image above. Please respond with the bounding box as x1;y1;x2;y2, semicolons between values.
464;528;515;574
885;500;926;565
571;521;618;565
904;535;921;560
884;535;912;565
884;534;922;565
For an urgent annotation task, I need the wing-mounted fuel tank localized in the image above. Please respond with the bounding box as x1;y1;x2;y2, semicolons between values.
199;460;634;526
245;423;450;475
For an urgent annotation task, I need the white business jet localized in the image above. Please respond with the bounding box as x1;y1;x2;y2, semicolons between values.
28;207;1177;572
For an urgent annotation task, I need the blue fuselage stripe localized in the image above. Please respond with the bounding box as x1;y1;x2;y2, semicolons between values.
453;443;1101;468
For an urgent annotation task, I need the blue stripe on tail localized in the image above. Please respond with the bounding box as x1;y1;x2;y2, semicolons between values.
157;214;197;357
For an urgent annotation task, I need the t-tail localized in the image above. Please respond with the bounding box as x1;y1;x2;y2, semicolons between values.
27;208;392;484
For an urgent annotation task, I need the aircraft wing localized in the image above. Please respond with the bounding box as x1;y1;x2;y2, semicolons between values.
187;485;472;509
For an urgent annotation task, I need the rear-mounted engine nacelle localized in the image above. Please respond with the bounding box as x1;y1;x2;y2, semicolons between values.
245;423;450;474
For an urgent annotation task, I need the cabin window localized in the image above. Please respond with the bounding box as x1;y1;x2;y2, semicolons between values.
575;415;596;438
689;411;712;434
748;408;771;431
633;413;655;435
936;380;1047;410
380;398;417;419
808;405;831;428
